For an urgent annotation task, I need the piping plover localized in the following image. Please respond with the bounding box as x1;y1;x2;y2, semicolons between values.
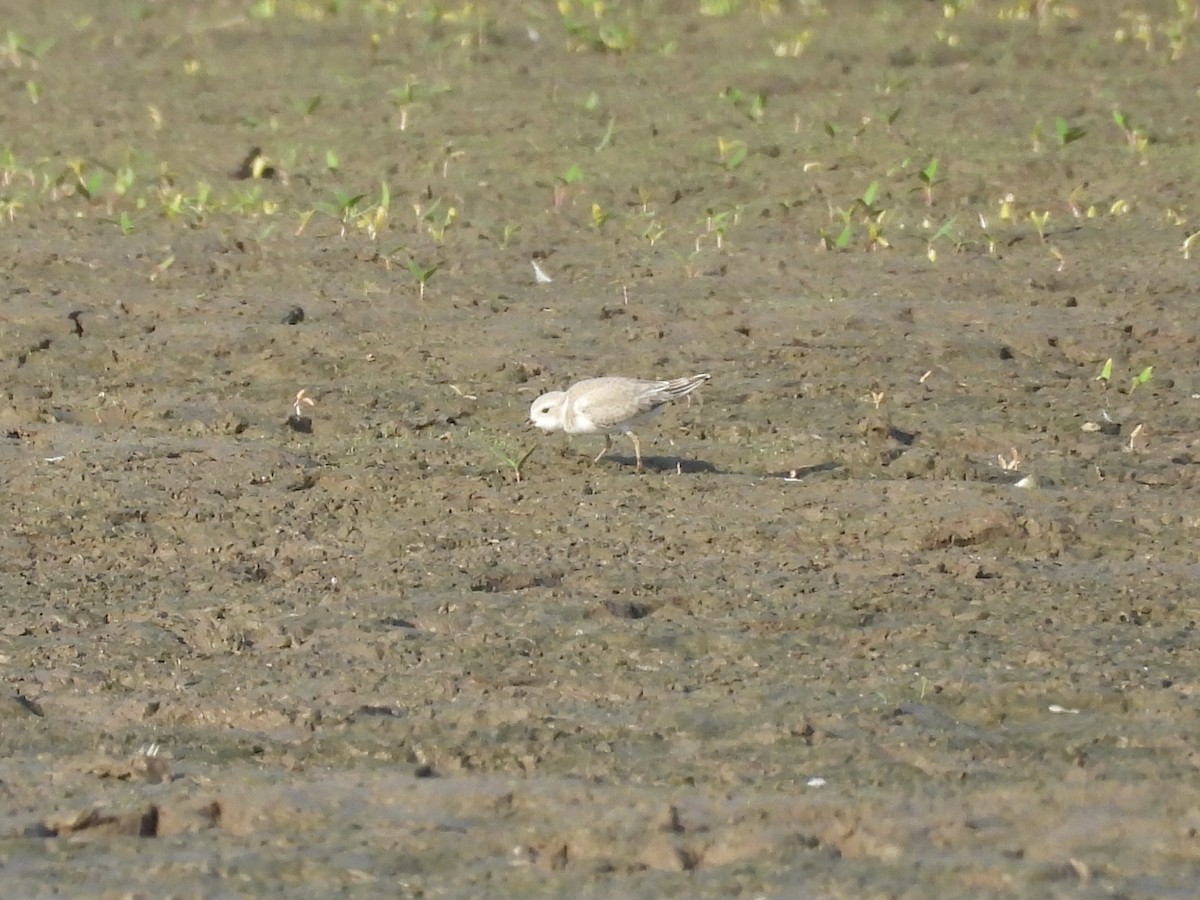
529;373;710;472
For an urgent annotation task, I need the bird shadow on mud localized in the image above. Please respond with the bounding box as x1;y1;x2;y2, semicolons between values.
599;453;719;474
599;456;845;478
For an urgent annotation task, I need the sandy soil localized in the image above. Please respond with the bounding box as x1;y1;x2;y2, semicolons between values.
2;1;1200;896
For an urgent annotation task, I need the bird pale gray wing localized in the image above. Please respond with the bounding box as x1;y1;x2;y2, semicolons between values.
570;378;664;429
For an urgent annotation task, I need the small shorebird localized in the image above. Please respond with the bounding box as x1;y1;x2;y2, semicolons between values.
529;373;710;472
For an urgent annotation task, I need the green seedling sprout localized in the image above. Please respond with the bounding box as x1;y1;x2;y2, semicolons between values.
590;202;608;228
704;207;740;249
919;158;939;206
487;441;537;484
596;23;635;52
925;216;959;261
1129;366;1153;393
387;80;449;131
1030;121;1043;154
749;93;766;123
594;117;615;152
418;197;456;242
553;163;584;208
1095;358;1113;383
1112;109;1150;155
1049;246;1066;272
1128;423;1145;452
861;180;879;213
1;30;55;68
317;189;366;237
559;163;585;185
312;183;389;238
717;137;747;170
498;223;521;248
371;182;390;239
149;254;175;282
720;86;767;123
102;211;135;235
1055;116;1086;146
1028;209;1050;242
406;259;438;300
819;206;853;251
866;215;889;251
558;2;636;53
640;219;666;245
325;149;339;172
1;197;22;222
114;166;135;197
441;143;465;178
771;30;813;58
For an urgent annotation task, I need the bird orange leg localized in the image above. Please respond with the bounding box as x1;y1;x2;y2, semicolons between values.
593;435;613;463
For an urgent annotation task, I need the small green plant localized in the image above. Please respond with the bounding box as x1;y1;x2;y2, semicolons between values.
558;1;637;52
1055;116;1086;146
315;183;390;239
103;211;135;235
925;216;959;261
919;158;939;206
417;196;455;242
0;30;55;68
1129;366;1154;392
860;180;880;215
1028;209;1050;241
819;206;853;251
720;86;766;123
498;222;521;248
406;259;438;300
486;441;537;483
387;79;452;131
441;143;465;178
716;137;747;170
770;29;813;58
639;218;666;245
593;117;615;152
370;182;390;238
1095;358;1113;384
318;189;367;237
553;163;585;208
704;207;739;249
1112;109;1150;156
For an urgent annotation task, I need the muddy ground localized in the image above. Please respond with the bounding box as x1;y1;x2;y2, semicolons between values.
1;1;1199;896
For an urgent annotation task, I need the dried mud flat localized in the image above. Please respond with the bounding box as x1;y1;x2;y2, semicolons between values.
2;2;1200;897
